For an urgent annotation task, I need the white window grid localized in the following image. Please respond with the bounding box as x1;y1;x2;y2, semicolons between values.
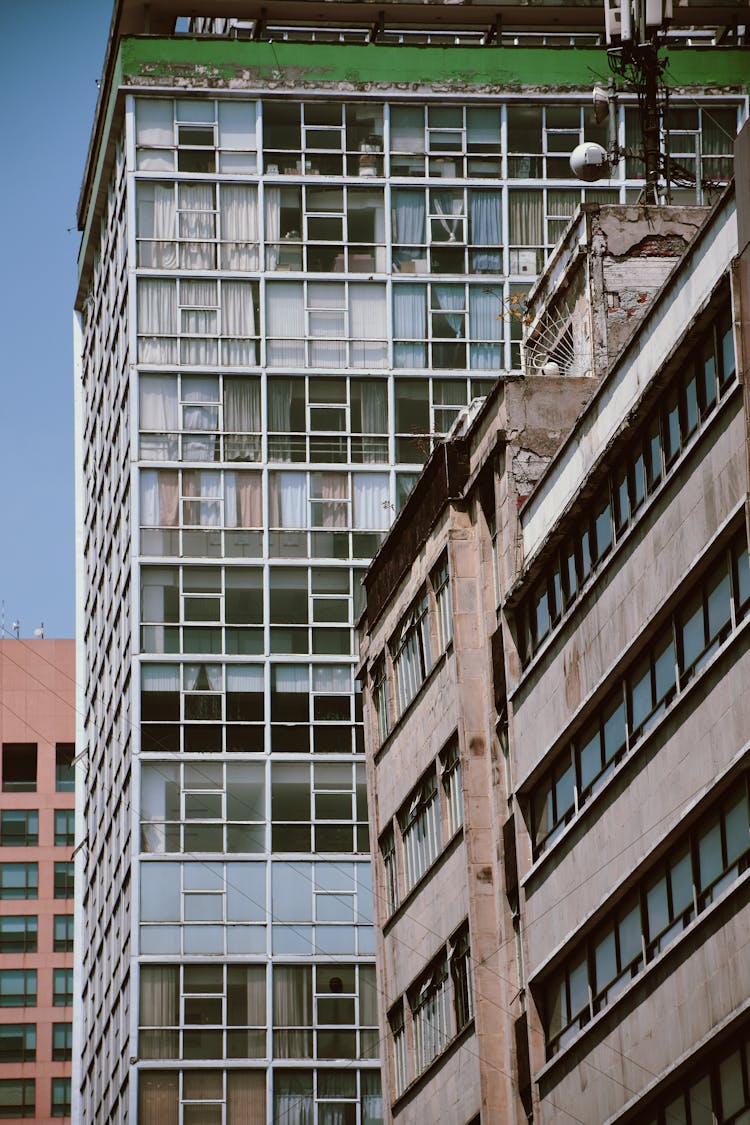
432;553;453;654
389;1002;409;1095
135;97;259;174
400;778;442;892
441;740;464;839
265;182;387;273
270;760;370;855
380;828;399;916
139;371;262;463
270;860;374;958
266;374;390;465
265;280;388;370
450;926;474;1030
410;962;451;1074
262;101;384;178
136;278;260;369
392;186;504;277
392;592;432;716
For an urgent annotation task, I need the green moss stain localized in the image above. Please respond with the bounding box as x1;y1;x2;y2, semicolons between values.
120;38;750;91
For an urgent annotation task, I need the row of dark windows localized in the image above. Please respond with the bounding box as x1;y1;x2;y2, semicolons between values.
0;1078;70;1119
0;914;73;953
0;1022;72;1062
0;862;74;900
517;303;736;668
0;968;73;1008
641;1018;750;1125
1;743;74;793
531;527;750;855
0;808;74;847
543;773;750;1056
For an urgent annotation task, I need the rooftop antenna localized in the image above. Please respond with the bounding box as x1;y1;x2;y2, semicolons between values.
33;624;45;639
571;0;673;203
11;622;20;639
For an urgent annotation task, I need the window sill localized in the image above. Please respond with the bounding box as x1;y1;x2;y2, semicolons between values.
391;1018;476;1114
383;827;464;937
521;506;749;888
510;378;742;698
374;647;450;766
534;863;750;1087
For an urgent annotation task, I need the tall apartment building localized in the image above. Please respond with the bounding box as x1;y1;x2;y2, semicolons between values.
73;1;748;1121
0;640;75;1123
357;137;750;1120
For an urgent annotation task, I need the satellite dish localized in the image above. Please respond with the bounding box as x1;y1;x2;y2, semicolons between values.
593;84;610;124
570;141;610;183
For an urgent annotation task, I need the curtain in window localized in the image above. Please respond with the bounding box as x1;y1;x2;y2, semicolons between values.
225;378;261;460
140;375;178;430
136;99;173;145
273;666;309;693
224;472;262;528
142;664;180;692
223;281;257;365
264;186;282;270
139;966;179;1056
393;190;425;245
353;474;389;530
432;192;463;241
312;665;351;692
138;1071;179;1125
137;183;177;268
469;191;502;271
138;280;178;364
182;470;222;526
221;185;259;269
313;473;348;528
227;1072;265;1125
184;663;222;692
273;967;313;1058
270;473;306;528
140;470;178;526
226;665;264;693
393;285;426;367
390;106;424;152
273;1074;313;1125
308;282;346;368
433;285;465;337
266;283;305;366
350;285;387;368
268;377;294;461
360;381;388;434
509;190;544;247
178;183;215;269
469;288;502;369
362;1072;384;1125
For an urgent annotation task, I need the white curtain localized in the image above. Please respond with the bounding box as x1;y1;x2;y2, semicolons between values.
308;282;346;368
393;190;425;244
265;186;281;269
225;378;261;460
140;375;178;430
183;470;222;526
361;381;387;433
312;665;351;692
353;474;390;530
469;287;502;369
221;185;259;269
135;99;173;145
273;666;310;693
270;473;306;528
180;280;218;366
393;285;426;367
140;470;178;527
434;285;465;337
222;281;257;365
141;664;180;692
470;191;502;271
226;665;264;693
184;663;222;691
137;183;177;268
224;472;262;527
509;190;544;247
390;106;424;152
266;283;305;366
178;183;215;269
432;191;463;241
138;280;177;364
350;285;387;368
362;1073;383;1125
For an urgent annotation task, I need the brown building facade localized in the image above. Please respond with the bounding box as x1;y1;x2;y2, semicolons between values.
359;127;750;1124
0;641;75;1122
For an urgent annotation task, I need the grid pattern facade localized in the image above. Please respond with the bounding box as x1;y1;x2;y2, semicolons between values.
75;32;741;1122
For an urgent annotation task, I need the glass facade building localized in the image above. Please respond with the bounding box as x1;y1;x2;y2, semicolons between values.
74;8;745;1122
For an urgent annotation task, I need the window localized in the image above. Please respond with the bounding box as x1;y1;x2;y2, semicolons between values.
0;1080;35;1119
639;1020;750;1124
51;1079;71;1118
432;554;453;653
0;916;37;954
52;1023;72;1062
53;915;74;953
410;960;451;1074
0;1025;35;1063
54;809;75;847
53;969;73;1007
2;744;36;793
0;810;38;847
450;926;474;1031
55;743;75;792
392;592;432;717
441;739;464;838
380;828;398;916
542;777;750;1056
400;775;442;892
372;656;390;745
54;863;75;899
0;863;38;899
0;971;36;1008
389;1003;408;1096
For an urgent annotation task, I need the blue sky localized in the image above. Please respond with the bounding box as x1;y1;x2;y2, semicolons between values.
0;1;113;638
